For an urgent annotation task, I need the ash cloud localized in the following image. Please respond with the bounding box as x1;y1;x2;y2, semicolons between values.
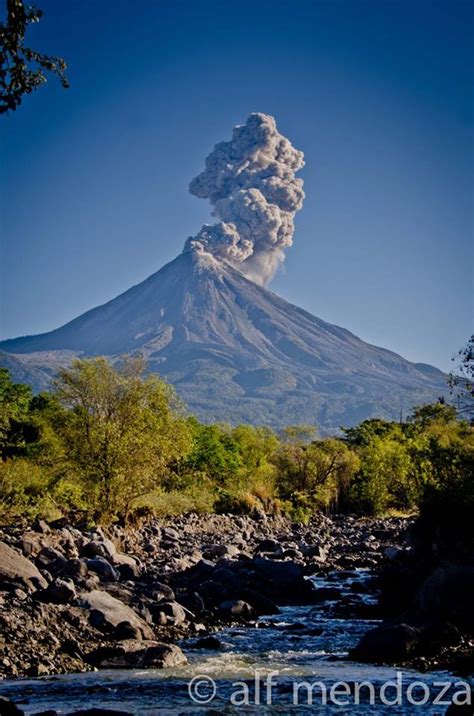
185;113;305;285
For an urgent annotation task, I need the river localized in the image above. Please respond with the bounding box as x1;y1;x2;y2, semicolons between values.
1;570;470;714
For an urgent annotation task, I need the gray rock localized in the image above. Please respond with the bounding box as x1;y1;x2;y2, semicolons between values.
203;544;239;559
109;553;141;579
85;640;187;668
79;590;154;639
0;541;48;592
151;600;187;626
85;557;119;582
152;582;175;602
81;538;116;560
219;599;255;621
36;547;68;575
162;527;179;542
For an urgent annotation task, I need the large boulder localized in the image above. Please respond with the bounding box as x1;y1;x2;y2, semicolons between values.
350;622;422;663
416;566;474;633
78;590;154;639
85;640;187;668
0;541;48;591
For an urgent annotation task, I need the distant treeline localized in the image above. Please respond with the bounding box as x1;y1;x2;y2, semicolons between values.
0;357;472;533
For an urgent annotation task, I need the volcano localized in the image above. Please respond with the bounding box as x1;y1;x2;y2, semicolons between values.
0;249;446;431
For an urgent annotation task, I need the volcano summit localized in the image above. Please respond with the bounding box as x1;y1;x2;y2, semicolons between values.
0;114;447;430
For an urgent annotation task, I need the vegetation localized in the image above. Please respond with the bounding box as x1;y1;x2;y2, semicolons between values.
0;356;472;526
1;0;68;114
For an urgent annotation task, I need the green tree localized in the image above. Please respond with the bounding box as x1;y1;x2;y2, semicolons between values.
0;367;37;459
182;420;241;485
275;437;359;512
52;356;192;520
1;0;68;114
349;435;413;515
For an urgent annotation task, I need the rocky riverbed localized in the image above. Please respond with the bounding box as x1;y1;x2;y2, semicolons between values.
0;513;409;680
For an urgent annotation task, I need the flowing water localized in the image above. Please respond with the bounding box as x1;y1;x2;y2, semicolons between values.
1;570;471;714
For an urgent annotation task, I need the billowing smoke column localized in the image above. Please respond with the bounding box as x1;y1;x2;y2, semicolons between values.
185;113;305;285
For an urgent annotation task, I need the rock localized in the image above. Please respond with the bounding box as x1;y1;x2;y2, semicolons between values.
36;547;68;575
113;621;143;641
384;547;403;560
307;545;328;562
350;622;422;663
63;559;89;580
109;553;140;580
21;532;45;557
191;635;225;650
179;591;205;613
253;557;303;585
84;557;119;582
311;587;342;602
34;578;76;604
203;544;239;559
255;539;281;553
162;527;179;542
151;600;187;626
219;599;255;621
416;566;474;633
0;541;48;591
153;582;175;602
0;697;25;715
85;640;187;668
238;588;279;616
79;590;154;639
81;539;116;560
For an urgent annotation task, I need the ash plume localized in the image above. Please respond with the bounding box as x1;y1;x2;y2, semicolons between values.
185;113;305;285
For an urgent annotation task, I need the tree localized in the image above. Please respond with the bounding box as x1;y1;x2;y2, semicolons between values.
52;356;192;520
1;0;68;114
181;420;241;485
275;437;359;512
0;367;37;459
349;436;413;515
449;335;474;423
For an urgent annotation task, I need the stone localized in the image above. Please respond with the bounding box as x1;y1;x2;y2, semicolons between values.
191;635;224;650
151;600;187;626
81;538;116;560
36;547;68;575
0;697;25;715
350;622;422;663
109;553;141;580
78;590;154;639
219;599;255;621
85;640;187;669
0;541;48;592
203;544;239;559
255;539;281;553
34;578;76;604
162;527;179;542
84;557;120;582
152;582;175;602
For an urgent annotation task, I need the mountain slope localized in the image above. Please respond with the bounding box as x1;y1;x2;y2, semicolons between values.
0;251;447;431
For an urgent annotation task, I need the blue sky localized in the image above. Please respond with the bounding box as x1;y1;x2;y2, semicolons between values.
0;0;472;372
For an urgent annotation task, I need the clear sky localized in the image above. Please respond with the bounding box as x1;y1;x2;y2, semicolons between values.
0;0;472;372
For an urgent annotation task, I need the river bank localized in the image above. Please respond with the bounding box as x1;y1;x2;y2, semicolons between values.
0;513;472;714
0;513;408;679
